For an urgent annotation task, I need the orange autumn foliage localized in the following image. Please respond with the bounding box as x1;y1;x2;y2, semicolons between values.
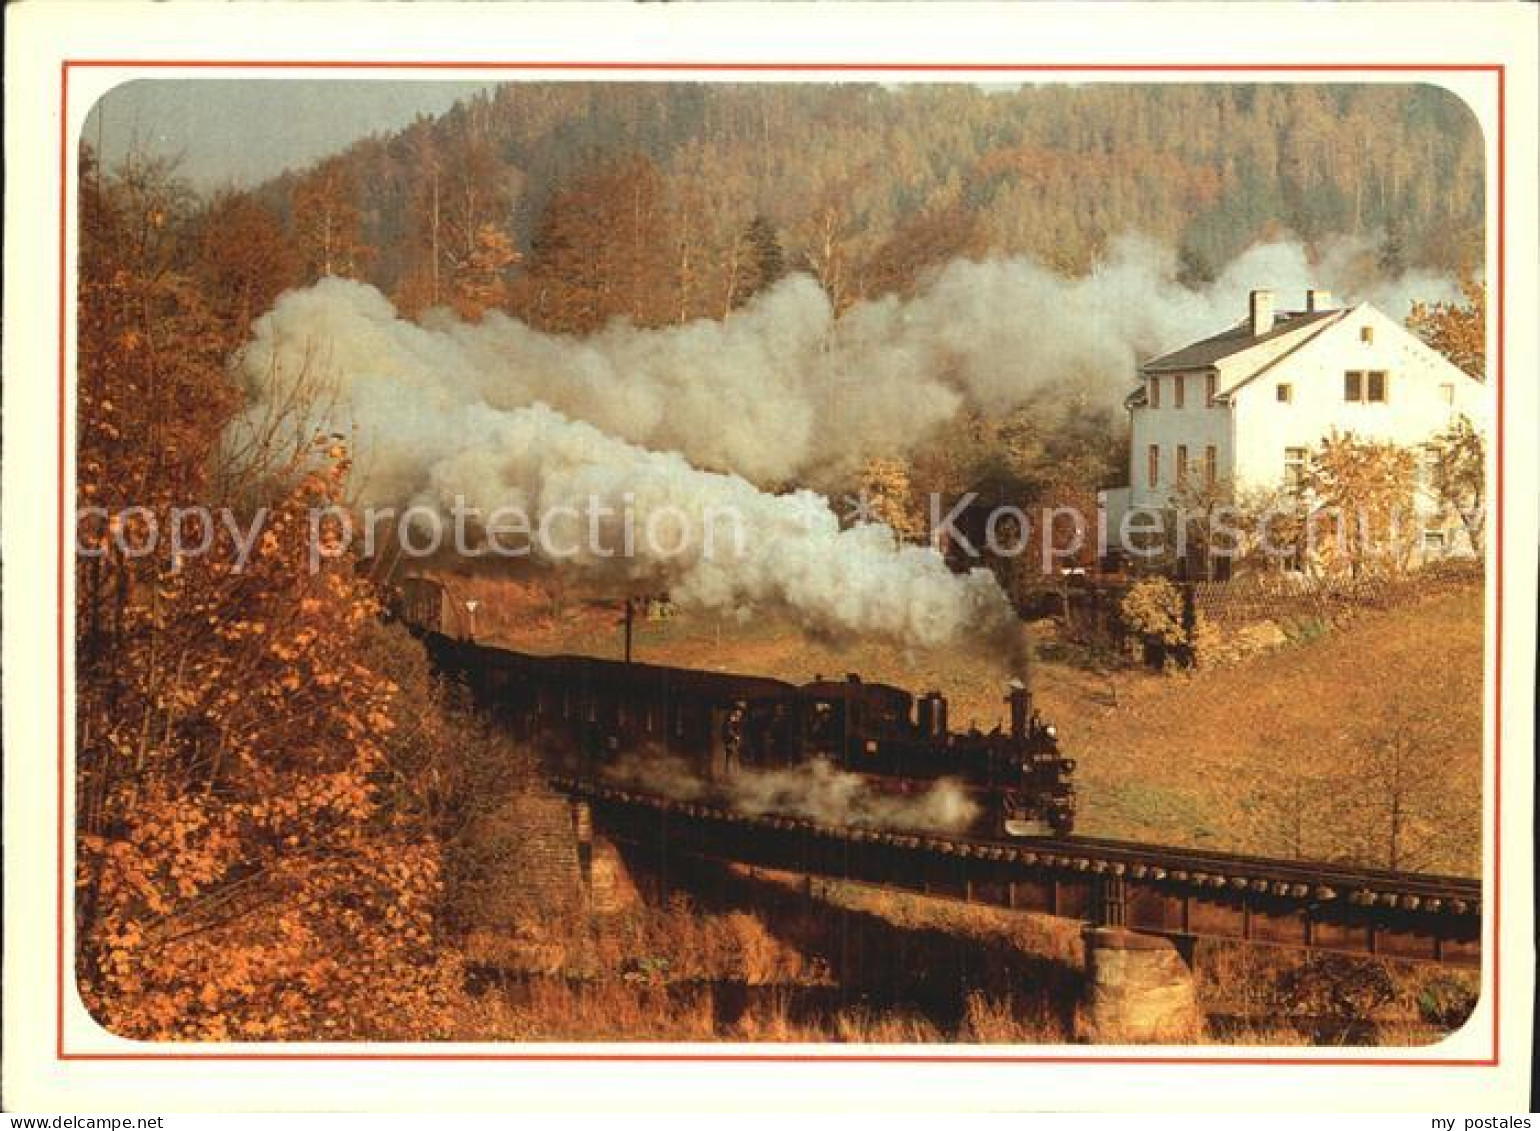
75;149;459;1040
1406;275;1486;380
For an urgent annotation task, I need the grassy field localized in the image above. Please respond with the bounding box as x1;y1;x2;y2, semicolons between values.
1059;587;1483;874
446;572;1484;876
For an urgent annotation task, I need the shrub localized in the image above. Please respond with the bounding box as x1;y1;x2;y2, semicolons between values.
1120;578;1191;667
1119;578;1187;645
1277;954;1397;1022
1415;974;1479;1030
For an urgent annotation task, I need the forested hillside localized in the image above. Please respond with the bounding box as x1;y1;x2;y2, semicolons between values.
234;82;1483;328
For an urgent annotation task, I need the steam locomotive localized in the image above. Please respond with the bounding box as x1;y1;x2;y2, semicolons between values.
394;577;1076;838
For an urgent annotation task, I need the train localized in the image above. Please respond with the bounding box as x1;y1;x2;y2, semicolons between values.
393;576;1077;838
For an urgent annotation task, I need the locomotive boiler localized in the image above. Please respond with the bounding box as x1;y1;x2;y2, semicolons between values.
395;577;1076;838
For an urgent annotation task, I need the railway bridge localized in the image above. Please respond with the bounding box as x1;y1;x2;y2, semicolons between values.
551;775;1483;1040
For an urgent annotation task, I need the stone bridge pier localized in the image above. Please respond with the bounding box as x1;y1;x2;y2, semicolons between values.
571;798;640;915
1078;926;1202;1043
1077;874;1202;1043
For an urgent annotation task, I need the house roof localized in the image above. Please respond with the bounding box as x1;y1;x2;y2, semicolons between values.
1140;308;1343;373
1124;298;1482;412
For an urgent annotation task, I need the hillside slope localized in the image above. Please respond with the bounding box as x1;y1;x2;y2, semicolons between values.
1052;587;1484;875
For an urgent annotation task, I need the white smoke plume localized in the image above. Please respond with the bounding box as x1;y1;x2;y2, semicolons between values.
346;390;1021;656
601;750;981;835
228;235;1457;659
235;235;1460;488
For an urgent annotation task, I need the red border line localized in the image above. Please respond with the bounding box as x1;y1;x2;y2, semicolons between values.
56;59;1505;1067
57;58;71;1065
1491;60;1505;1068
59;61;1505;72
49;1053;1498;1065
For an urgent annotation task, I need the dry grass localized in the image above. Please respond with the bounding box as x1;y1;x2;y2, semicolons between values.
1061;587;1483;874
448;859;1085;1043
1193;939;1480;1047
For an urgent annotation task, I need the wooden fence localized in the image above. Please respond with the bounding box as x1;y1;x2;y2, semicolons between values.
1188;560;1482;630
1048;560;1482;657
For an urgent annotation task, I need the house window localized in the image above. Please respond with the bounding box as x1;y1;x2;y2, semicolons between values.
1283;447;1307;492
1206;373;1217;407
1276;383;1293;404
1176;444;1189;485
1147;444;1160;488
1149;376;1160;409
1204;445;1217;486
1347;369;1389;403
1361;326;1374;344
1419;444;1440;492
1422;529;1447;556
1440;382;1456;405
1174;375;1186;409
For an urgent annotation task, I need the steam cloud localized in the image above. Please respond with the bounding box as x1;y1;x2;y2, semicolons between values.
236;234;1460;487
230;235;1458;658
602;750;982;835
344;391;1021;656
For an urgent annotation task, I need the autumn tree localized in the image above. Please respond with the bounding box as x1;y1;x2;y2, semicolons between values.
864;199;985;300
1407;275;1486;379
1165;476;1241;580
794;195;860;313
452;221;521;319
510;154;676;332
435;135;522;319
1301;432;1419;577
193;190;299;340
856;456;927;542
1427;414;1487;555
713;213;787;319
1334;689;1481;873
740;214;787;299
291;158;373;282
389;127;523;320
1249;772;1338;861
76;148;458;1040
1224;484;1312;575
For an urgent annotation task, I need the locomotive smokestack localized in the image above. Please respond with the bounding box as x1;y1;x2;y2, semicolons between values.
1008;678;1031;741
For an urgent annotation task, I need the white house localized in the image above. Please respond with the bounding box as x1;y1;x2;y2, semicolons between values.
1100;288;1487;566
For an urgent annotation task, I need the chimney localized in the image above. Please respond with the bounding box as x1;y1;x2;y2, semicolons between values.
1249;290;1275;337
1007;680;1030;741
1305;288;1333;313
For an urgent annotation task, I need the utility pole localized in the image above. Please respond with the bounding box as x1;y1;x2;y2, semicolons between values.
622;597;635;663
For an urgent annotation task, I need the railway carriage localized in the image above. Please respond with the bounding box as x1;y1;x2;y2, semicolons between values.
396;577;1076;837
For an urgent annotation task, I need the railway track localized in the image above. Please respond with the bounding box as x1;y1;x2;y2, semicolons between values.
552;775;1483;966
554;775;1479;911
1022;834;1481;912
